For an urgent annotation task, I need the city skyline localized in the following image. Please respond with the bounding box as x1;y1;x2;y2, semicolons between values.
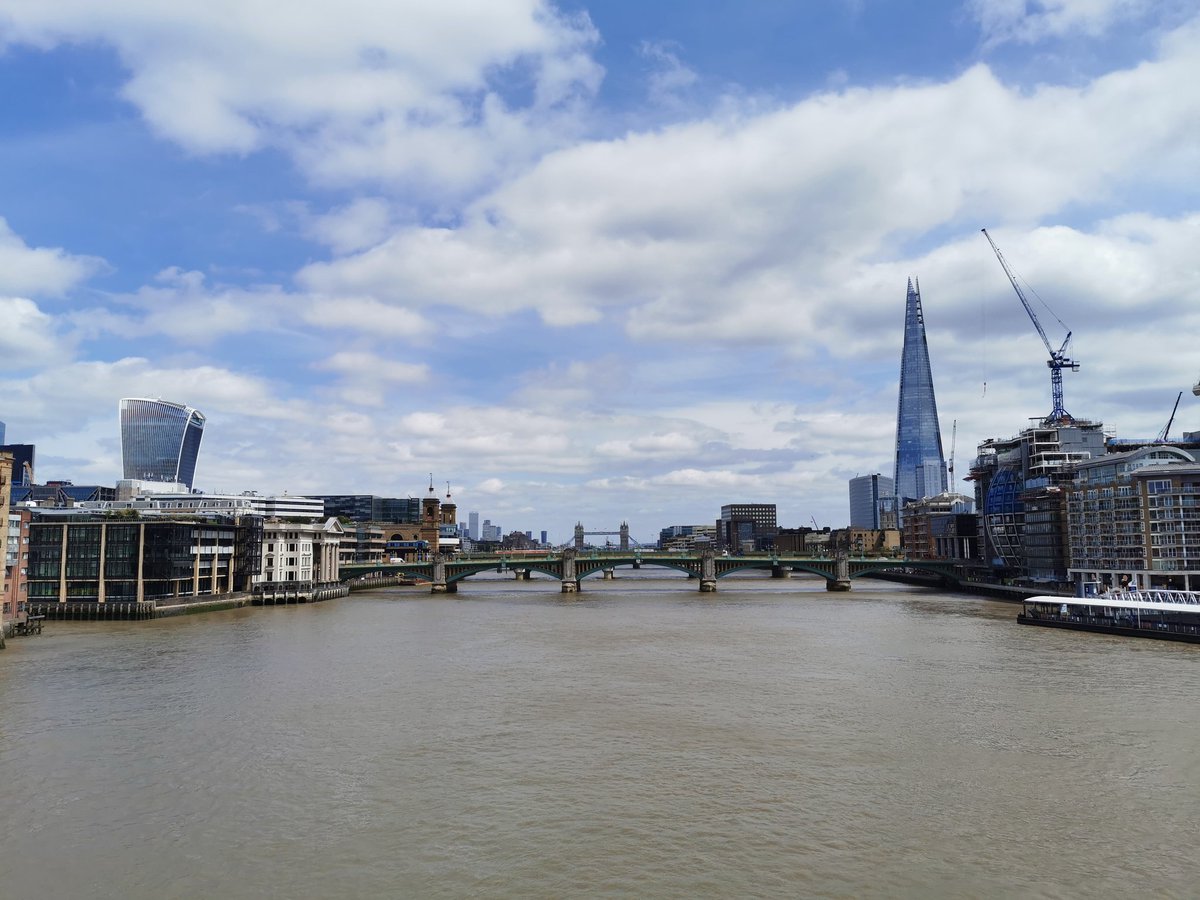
1;2;1198;541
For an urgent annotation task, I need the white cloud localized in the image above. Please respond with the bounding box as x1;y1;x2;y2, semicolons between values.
0;0;603;195
297;21;1200;353
639;40;699;108
305;198;394;254
969;0;1152;44
0;218;104;297
316;351;429;384
0;296;67;366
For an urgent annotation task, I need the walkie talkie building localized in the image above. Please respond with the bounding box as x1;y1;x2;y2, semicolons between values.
119;398;206;489
893;278;947;509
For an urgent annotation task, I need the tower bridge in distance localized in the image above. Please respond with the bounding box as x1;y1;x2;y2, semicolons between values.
564;522;647;551
341;550;963;594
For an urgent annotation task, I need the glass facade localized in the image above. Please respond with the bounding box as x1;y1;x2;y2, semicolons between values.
119;398;206;488
849;473;894;529
893;278;947;507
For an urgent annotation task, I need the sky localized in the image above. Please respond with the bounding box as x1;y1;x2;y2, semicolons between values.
1;0;1198;544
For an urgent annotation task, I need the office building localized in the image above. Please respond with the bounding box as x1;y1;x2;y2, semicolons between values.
893;279;948;509
717;503;778;552
256;518;344;599
469;511;479;541
0;443;35;497
119;398;206;489
312;495;422;524
26;513;262;612
11;481;117;505
849;473;894;529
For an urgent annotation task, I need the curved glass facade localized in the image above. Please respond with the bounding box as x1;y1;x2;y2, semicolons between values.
893;278;948;506
984;467;1023;568
119;398;205;488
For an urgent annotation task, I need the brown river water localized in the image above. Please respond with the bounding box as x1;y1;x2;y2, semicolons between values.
2;574;1198;898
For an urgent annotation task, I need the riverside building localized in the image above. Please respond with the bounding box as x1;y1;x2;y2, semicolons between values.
1066;445;1200;592
969;419;1106;585
24;513;263;616
255;518;344;601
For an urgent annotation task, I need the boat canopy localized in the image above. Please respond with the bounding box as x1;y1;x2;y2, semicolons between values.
1027;590;1200;613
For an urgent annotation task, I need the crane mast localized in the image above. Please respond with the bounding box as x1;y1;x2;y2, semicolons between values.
981;228;1079;425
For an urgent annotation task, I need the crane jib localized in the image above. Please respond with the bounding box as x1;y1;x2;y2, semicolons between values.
981;228;1080;424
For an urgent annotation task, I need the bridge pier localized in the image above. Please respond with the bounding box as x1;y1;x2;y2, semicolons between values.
826;555;852;592
561;550;579;595
431;558;458;593
699;550;717;592
514;569;531;580
771;565;791;579
602;568;616;580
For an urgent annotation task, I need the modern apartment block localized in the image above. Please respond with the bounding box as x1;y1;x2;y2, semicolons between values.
893;278;948;510
970;420;1105;584
899;492;976;561
119;398;206;489
1066;446;1200;592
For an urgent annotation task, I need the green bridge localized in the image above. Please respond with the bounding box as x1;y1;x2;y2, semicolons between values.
341;550;962;594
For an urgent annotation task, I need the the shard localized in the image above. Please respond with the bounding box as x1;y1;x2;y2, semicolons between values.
893;278;948;508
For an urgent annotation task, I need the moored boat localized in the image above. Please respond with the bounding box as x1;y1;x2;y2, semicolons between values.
1019;589;1200;643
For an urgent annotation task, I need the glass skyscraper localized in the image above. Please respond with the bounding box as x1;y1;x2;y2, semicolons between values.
893;278;947;508
119;398;206;488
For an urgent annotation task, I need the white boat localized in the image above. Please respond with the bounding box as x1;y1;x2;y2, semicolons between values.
1019;588;1200;643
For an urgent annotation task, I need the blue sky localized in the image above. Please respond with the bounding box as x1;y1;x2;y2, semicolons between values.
1;0;1198;543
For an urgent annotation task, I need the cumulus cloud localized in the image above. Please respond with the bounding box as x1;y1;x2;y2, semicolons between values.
0;296;67;367
297;23;1200;355
0;218;105;297
0;0;603;195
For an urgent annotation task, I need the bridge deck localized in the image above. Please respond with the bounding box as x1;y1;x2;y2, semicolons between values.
341;554;960;593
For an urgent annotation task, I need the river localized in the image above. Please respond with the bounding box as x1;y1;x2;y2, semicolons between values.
2;574;1197;898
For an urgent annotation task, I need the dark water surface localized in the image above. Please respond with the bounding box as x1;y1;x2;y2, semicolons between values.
2;575;1198;898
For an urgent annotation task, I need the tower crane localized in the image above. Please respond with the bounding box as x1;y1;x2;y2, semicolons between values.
948;419;956;487
981;228;1079;425
1157;392;1183;443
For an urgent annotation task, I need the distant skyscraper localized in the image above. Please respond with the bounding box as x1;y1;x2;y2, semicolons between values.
849;473;894;529
893;278;948;508
468;511;479;541
0;444;35;487
119;398;206;489
0;419;5;443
